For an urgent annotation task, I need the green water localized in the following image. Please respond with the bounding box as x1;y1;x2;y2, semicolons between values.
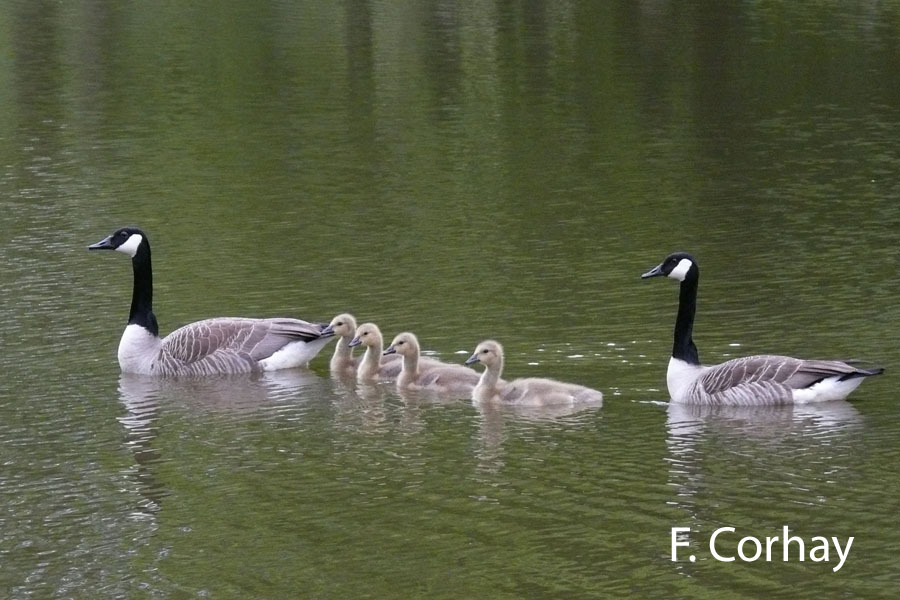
2;2;899;598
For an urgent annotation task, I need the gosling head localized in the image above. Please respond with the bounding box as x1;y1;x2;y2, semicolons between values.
465;340;504;369
88;226;148;258
641;251;698;283
350;323;383;348
322;313;357;338
383;332;419;357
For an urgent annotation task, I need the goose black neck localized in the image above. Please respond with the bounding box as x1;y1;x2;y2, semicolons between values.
129;242;159;337
673;273;700;365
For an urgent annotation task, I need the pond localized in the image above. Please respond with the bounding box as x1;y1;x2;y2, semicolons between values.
1;1;899;597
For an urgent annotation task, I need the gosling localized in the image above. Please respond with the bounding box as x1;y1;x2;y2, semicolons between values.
349;322;403;382
322;313;359;376
465;340;603;406
384;332;480;394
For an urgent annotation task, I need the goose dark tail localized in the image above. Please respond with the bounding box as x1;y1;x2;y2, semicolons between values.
839;367;884;381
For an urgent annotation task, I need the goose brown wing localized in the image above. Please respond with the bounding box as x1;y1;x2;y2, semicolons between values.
696;379;795;406
247;318;326;359
696;355;805;396
160;317;324;366
695;355;868;405
782;359;864;388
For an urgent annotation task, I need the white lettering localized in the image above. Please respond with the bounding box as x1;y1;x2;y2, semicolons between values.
738;536;762;562
684;525;851;570
832;537;853;572
783;526;805;562
765;535;778;561
709;527;735;562
809;537;829;562
671;527;691;561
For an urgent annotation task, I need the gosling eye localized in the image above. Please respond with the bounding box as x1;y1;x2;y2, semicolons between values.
482;349;489;354
362;332;368;336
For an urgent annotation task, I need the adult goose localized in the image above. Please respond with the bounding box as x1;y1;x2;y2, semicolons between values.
642;251;883;405
383;332;479;394
465;340;603;406
89;227;334;376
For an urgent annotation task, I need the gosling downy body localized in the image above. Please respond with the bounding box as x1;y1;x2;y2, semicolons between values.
642;251;883;405
322;313;358;376
89;227;334;376
384;332;479;394
465;340;603;406
348;322;403;381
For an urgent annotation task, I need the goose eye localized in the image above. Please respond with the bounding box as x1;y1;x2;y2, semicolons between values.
482;349;489;354
362;332;368;336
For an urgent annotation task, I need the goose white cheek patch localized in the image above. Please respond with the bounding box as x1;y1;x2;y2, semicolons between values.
115;234;143;257
669;258;693;281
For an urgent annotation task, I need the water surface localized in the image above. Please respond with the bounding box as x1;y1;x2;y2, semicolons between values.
1;2;899;597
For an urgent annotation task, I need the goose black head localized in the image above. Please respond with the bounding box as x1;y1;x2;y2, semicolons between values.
88;227;148;258
641;252;698;283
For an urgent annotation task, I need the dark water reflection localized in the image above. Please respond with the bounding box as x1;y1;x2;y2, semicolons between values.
665;401;867;514
471;400;603;475
2;1;900;597
666;400;864;442
661;399;895;595
116;371;330;504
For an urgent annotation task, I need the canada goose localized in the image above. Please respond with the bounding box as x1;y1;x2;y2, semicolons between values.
348;322;403;381
322;313;358;376
465;340;604;405
89;227;334;376
383;332;480;393
642;251;883;405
